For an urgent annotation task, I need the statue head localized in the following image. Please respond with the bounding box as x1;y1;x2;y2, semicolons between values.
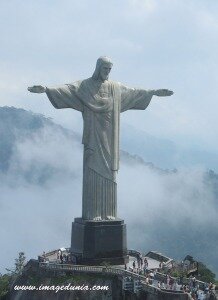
92;56;113;82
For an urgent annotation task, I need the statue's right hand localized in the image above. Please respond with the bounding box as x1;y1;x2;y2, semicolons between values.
27;85;46;93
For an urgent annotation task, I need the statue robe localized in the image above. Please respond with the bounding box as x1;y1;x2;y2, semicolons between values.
46;78;153;220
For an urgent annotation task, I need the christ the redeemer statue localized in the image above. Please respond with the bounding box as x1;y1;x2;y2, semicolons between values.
28;56;173;221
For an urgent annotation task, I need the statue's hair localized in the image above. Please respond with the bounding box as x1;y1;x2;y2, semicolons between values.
92;56;113;80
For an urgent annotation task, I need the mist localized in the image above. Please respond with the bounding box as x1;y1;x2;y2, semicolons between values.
0;116;217;277
118;162;218;274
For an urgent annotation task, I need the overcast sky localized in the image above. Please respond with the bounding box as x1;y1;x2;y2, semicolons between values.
1;0;218;152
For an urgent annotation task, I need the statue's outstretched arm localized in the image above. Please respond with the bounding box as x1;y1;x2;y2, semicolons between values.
28;83;83;111
120;84;174;112
28;85;46;93
149;89;174;97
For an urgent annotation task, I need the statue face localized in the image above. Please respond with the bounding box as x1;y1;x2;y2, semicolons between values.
99;63;112;81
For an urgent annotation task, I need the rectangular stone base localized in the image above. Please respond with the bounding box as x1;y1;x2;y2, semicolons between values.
71;218;128;265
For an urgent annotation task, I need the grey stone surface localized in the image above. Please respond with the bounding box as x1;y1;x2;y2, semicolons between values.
71;218;128;265
28;56;173;221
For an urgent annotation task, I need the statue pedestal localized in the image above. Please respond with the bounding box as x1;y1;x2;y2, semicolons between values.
71;218;128;265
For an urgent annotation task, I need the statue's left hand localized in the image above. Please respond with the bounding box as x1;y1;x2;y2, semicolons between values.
154;89;173;97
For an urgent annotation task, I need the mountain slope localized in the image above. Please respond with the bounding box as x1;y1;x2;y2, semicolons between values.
121;123;218;171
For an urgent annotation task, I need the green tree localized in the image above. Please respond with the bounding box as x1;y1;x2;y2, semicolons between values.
0;273;10;298
0;252;26;297
197;262;216;283
14;252;26;275
6;252;26;276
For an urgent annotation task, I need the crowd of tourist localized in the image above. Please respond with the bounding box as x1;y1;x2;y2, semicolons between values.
127;255;163;282
39;249;216;299
38;249;74;264
181;276;216;300
125;254;216;300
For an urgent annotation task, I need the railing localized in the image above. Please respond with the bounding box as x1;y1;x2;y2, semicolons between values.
40;248;71;259
39;262;123;275
186;262;198;276
127;249;141;258
39;262;161;295
145;251;173;265
154;270;207;292
38;261;194;297
38;250;208;295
